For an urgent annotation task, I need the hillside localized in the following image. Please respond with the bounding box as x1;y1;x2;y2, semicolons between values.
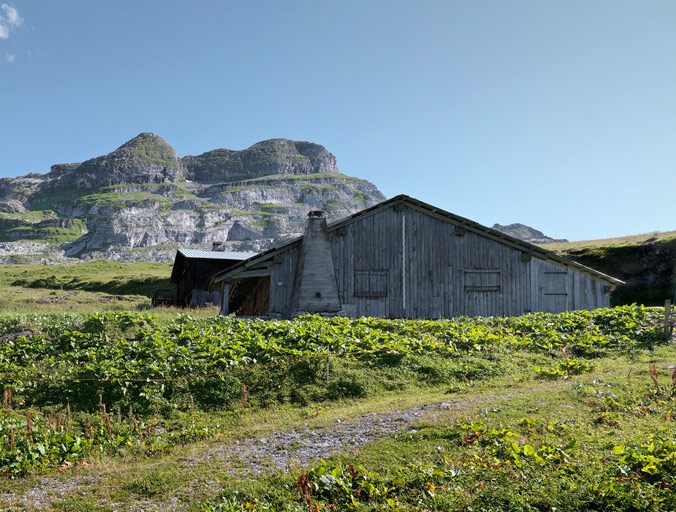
540;231;676;305
0;261;174;313
0;133;384;262
540;230;676;252
0;307;673;510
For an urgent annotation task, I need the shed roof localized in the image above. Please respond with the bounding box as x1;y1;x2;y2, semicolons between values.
170;248;258;283
211;195;624;287
177;248;258;260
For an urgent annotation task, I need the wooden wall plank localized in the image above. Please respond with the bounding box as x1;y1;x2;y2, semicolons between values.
241;203;614;319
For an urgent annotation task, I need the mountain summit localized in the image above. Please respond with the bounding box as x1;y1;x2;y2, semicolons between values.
492;223;568;244
47;133;183;190
183;139;339;182
0;134;384;262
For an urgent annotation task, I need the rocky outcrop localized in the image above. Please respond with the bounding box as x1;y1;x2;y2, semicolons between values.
46;133;183;191
0;200;26;214
0;241;67;264
182;139;338;182
492;223;567;244
0;133;384;261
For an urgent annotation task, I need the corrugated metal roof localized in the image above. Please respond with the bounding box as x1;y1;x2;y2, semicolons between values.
177;249;258;260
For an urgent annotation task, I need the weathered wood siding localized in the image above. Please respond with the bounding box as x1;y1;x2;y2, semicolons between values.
189;289;221;307
530;257;610;312
266;203;611;318
269;248;300;317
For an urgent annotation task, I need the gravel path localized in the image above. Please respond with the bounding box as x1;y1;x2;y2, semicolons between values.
0;392;520;510
190;401;457;475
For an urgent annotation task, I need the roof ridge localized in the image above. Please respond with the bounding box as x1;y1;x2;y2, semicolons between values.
210;195;623;286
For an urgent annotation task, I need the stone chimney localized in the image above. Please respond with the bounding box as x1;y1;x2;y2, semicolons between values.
290;211;342;315
212;241;225;251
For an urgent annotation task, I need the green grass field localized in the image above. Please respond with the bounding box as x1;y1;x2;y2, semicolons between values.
0;261;175;313
0;306;673;510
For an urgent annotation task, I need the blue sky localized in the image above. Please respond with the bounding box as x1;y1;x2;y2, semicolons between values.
1;1;675;240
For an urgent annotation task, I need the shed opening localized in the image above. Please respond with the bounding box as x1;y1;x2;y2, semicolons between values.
228;277;270;316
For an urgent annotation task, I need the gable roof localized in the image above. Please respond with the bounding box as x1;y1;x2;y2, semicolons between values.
170;248;258;283
211;195;623;286
176;248;257;260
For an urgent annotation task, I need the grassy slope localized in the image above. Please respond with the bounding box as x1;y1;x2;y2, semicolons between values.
540;230;676;252
0;261;174;312
318;349;676;511
1;346;674;511
539;231;676;306
0;307;672;510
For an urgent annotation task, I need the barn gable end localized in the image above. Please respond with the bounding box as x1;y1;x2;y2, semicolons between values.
212;195;621;318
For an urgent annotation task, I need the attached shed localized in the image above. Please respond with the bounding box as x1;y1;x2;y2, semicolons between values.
170;249;257;307
211;195;622;318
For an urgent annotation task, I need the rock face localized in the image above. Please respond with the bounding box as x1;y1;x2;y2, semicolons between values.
47;133;183;190
182;139;338;182
492;223;568;244
0;200;26;214
0;133;384;262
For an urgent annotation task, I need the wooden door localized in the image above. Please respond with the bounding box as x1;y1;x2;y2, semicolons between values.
540;268;568;313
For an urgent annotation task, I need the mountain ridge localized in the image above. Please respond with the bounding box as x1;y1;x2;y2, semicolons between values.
0;133;581;263
0;133;384;262
492;222;568;244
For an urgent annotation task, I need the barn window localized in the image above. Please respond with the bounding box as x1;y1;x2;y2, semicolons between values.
464;269;501;292
354;270;389;297
543;271;567;295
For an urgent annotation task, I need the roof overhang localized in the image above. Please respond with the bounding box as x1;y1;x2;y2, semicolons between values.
170;248;258;283
210;195;624;288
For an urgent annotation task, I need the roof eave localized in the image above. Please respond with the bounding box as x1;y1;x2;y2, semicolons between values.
398;195;624;286
169;250;185;283
209;194;624;287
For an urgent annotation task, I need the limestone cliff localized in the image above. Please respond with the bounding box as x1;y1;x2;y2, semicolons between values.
0;133;384;262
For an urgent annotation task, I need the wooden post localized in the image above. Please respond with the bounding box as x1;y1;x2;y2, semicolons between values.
2;387;11;409
26;412;33;443
220;283;230;315
241;384;248;408
666;300;673;337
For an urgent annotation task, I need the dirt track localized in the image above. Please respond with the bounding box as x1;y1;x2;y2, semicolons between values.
0;387;538;511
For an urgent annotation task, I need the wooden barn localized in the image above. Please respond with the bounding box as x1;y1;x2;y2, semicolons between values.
211;195;622;318
170;248;257;307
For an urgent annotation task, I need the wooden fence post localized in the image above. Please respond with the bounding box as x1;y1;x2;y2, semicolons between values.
666;300;674;337
241;384;249;408
26;412;33;443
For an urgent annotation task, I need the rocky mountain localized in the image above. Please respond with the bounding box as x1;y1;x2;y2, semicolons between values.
0;133;384;262
492;223;568;244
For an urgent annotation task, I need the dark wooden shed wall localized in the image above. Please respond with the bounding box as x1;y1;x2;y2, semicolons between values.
175;258;239;307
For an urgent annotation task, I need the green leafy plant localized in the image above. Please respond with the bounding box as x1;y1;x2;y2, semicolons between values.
535;358;594;380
